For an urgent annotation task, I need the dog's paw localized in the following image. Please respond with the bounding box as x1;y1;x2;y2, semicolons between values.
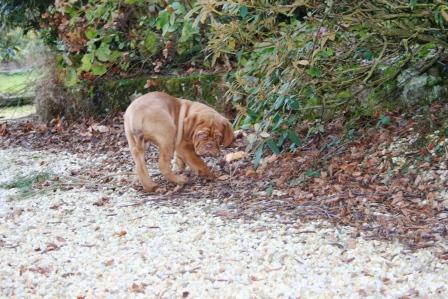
195;167;211;177
207;172;217;181
174;174;188;185
199;170;216;181
143;183;158;193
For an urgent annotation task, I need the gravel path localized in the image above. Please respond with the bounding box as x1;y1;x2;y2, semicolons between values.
1;148;448;298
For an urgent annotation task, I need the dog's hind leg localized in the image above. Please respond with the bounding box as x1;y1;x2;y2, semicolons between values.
127;130;158;192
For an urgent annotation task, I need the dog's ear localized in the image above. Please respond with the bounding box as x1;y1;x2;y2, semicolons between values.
183;114;198;141
222;119;234;147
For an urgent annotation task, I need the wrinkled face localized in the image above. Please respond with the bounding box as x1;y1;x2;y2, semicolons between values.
193;125;224;156
184;110;234;156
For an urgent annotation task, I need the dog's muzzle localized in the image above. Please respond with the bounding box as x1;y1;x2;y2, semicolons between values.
196;142;220;156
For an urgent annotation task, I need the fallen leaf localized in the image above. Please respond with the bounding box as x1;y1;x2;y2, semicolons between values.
93;196;110;206
272;190;287;197
45;242;59;252
29;266;51;276
0;124;8;136
50;203;61;210
218;174;230;181
245;168;258;178
344;257;355;263
297;60;310;66
144;79;159;89
265;154;278;164
130;282;147;293
89;124;109;133
225;151;247;163
116;230;127;237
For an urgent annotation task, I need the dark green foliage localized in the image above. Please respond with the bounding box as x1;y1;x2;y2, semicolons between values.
0;0;53;28
5;0;448;161
205;0;448;156
87;73;227;115
38;0;207;87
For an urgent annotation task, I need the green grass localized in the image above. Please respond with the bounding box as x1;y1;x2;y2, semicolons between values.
0;70;38;94
1;172;52;198
0;104;35;119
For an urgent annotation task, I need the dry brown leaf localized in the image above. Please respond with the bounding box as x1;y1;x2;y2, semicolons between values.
93;196;110;206
218;174;230;181
30;266;52;276
245;168;259;179
0;124;8;136
45;242;59;252
225;151;247;163
116;230;127;237
89;124;109;133
130;282;147;293
297;60;310;66
144;79;159;89
265;154;278;164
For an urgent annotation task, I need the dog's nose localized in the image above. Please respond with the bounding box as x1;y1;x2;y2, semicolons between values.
206;143;213;149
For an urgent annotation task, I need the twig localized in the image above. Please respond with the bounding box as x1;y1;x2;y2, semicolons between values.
363;35;388;84
100;172;136;179
308;2;333;65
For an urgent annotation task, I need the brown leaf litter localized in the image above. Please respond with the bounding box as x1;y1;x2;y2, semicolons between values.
1;111;447;255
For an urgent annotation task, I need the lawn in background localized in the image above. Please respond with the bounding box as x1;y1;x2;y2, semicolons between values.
0;104;35;119
0;70;37;119
0;70;38;95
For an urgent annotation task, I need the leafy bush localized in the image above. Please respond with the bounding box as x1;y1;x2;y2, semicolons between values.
198;0;448;158
6;0;447;162
0;27;44;65
40;0;206;87
0;0;53;28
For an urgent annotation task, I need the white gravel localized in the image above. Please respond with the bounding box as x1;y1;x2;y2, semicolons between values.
1;148;448;298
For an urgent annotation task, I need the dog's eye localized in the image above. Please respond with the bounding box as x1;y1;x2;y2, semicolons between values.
197;132;208;139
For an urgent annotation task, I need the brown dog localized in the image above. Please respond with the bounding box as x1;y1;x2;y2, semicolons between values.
124;92;234;192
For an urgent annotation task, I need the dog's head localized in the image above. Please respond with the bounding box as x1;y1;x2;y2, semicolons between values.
184;112;234;157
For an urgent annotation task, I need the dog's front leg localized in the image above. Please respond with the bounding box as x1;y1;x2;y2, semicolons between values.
174;154;186;173
176;142;212;178
158;143;188;185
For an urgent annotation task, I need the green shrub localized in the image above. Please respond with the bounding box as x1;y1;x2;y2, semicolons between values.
23;0;448;159
199;0;448;155
40;0;206;87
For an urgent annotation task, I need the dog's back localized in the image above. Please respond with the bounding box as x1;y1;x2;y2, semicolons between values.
124;92;181;142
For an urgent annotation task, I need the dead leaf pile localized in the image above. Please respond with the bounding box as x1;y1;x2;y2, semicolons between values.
1;109;447;253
